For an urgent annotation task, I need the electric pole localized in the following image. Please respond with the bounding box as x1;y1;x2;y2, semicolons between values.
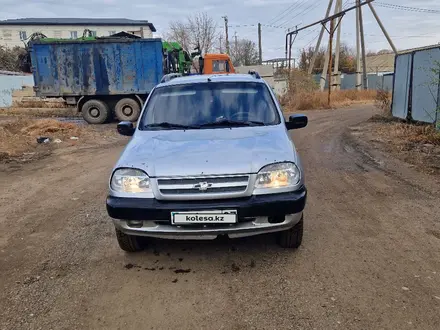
367;2;397;54
258;23;262;65
234;31;239;65
223;16;230;55
328;19;335;107
285;0;388;92
320;0;340;91
333;0;343;90
355;0;362;90
309;0;334;75
358;2;368;89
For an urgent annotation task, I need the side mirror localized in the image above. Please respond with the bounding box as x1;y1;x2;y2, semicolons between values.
117;121;135;136
285;114;308;130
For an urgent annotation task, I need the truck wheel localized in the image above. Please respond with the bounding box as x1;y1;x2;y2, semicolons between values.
278;216;303;249
115;228;144;252
115;98;141;122
81;99;110;124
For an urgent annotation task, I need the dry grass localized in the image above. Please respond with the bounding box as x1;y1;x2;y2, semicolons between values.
12;99;68;108
374;89;392;114
366;120;440;175
0;107;79;118
281;70;379;111
20;119;82;137
289;89;377;111
376;122;440;146
0;118;117;162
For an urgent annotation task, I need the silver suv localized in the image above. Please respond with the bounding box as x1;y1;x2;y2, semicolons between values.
106;73;308;252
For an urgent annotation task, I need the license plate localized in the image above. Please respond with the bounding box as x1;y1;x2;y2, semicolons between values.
171;210;237;225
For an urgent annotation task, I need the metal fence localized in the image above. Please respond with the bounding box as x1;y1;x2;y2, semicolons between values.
391;45;440;128
313;72;394;91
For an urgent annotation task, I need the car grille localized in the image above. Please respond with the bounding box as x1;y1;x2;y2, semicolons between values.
157;175;250;196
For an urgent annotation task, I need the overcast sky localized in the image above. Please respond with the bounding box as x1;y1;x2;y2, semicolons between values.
1;0;440;60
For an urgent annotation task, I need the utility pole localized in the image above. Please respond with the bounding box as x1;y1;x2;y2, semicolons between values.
258;23;262;65
223;16;230;55
234;31;239;65
320;0;339;91
367;2;397;54
358;2;368;89
333;0;343;90
355;0;362;90
309;0;334;75
288;34;292;71
285;0;374;87
328;19;335;107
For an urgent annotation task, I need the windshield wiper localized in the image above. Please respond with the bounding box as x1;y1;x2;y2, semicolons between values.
143;122;198;130
198;119;266;128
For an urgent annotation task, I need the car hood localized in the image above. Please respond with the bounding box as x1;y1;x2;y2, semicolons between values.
115;126;298;177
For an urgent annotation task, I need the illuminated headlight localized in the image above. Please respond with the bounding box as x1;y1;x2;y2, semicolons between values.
111;168;151;193
254;162;301;190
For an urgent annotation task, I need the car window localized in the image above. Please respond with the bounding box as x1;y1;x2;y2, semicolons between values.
140;82;280;129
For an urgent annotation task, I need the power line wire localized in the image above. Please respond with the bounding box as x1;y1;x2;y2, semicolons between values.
228;23;285;30
279;0;323;28
303;33;321;48
271;0;310;26
266;0;304;25
296;26;321;41
374;2;440;14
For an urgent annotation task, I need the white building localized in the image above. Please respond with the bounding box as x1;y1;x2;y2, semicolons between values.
0;18;156;48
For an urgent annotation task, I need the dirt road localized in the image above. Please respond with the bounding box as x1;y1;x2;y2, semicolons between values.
1;106;439;330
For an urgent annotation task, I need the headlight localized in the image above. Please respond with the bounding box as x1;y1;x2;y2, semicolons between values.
111;168;151;193
254;162;301;189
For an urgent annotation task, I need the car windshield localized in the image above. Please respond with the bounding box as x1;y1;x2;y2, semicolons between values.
140;82;280;130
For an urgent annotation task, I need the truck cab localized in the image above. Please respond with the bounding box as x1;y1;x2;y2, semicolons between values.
201;54;236;74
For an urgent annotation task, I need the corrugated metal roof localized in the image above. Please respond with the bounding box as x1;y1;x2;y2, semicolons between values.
361;53;395;73
398;44;440;55
0;18;156;32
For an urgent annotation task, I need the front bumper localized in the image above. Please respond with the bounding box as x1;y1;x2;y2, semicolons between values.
106;187;306;240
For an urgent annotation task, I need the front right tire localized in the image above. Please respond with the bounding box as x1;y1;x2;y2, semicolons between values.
115;228;144;252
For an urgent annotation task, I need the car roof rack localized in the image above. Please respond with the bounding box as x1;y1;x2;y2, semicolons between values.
248;70;261;79
160;73;183;83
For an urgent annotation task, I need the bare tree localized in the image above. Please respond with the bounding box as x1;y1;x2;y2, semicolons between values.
168;20;191;52
231;39;259;67
299;43;357;74
167;13;218;54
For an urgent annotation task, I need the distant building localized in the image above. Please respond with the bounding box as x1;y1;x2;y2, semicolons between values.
0;18;156;48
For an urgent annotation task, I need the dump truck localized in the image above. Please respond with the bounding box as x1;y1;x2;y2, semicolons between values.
29;36;235;124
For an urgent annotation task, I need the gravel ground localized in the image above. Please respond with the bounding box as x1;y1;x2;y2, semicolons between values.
0;106;439;330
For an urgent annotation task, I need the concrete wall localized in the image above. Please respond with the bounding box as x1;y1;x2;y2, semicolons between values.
235;65;288;96
0;25;153;48
0;74;34;107
235;65;274;77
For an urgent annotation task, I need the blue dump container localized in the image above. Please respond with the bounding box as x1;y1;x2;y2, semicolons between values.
30;38;164;123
